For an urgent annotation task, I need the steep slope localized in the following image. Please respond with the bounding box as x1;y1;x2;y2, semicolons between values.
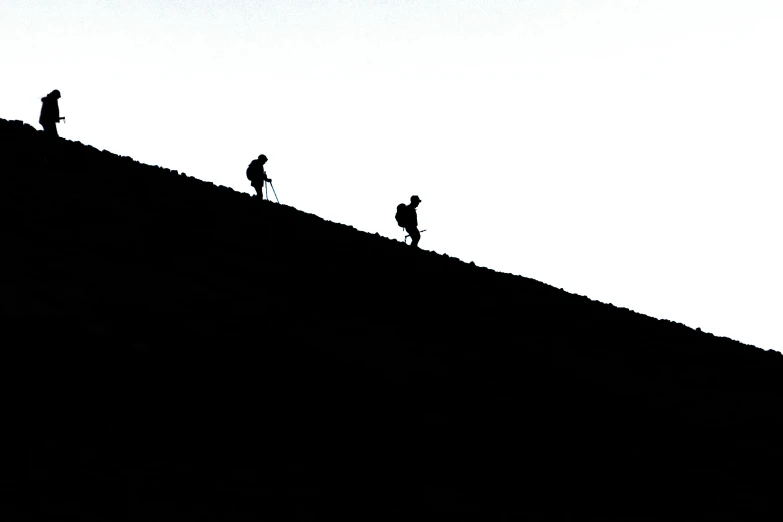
2;117;782;521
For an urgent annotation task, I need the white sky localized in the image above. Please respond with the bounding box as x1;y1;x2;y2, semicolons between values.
3;0;783;352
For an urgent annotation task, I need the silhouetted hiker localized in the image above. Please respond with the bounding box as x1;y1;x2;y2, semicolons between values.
39;90;64;136
247;154;271;199
395;195;422;247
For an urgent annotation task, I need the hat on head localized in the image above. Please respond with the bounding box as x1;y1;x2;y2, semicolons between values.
411;195;421;203
258;154;268;163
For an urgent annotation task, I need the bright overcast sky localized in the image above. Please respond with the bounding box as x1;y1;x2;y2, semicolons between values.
3;1;783;352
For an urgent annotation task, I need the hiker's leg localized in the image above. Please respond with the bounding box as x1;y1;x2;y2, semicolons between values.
409;227;420;248
42;122;58;137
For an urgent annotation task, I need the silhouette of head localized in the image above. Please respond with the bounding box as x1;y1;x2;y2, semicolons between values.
410;195;421;207
49;90;61;99
258;154;268;164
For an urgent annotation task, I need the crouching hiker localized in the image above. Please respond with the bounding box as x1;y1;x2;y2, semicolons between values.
395;195;423;248
247;154;271;199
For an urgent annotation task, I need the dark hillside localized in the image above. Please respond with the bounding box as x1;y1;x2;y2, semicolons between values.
2;117;782;521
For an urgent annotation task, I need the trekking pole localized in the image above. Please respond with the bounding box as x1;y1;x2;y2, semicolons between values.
269;181;279;203
404;229;427;241
264;181;268;200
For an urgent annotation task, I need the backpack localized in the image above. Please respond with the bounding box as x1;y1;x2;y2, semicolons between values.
246;160;259;181
395;203;409;228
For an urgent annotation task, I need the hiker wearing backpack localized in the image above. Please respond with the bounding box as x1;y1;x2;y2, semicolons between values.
39;90;64;136
246;154;271;199
395;195;422;248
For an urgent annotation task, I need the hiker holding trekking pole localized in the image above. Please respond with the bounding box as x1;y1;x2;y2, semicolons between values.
246;154;278;202
395;195;423;248
39;89;65;136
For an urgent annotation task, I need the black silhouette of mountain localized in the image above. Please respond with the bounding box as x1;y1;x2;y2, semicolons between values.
2;117;782;521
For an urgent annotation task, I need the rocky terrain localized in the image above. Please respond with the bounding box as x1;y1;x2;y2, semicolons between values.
2;117;782;520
